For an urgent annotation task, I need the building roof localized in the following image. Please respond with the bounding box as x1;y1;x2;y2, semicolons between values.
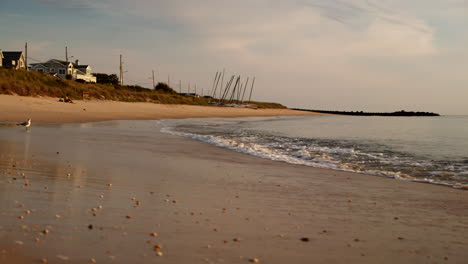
3;51;23;61
31;59;89;69
2;51;24;67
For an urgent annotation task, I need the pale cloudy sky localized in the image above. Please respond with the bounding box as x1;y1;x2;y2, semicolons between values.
1;0;467;114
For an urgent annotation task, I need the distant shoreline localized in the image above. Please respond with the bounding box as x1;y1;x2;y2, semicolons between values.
291;108;440;117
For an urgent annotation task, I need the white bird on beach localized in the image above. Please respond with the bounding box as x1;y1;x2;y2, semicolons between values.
17;118;31;129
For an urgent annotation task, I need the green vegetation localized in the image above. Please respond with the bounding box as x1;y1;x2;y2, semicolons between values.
0;68;285;108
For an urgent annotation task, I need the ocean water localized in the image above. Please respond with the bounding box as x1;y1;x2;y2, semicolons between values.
161;115;468;189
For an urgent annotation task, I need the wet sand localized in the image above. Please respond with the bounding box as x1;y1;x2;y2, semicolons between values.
0;95;319;123
1;120;467;264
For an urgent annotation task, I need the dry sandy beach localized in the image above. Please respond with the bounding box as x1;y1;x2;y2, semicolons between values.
1;96;467;264
0;95;319;123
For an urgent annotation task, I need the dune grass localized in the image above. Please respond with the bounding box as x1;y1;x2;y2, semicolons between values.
0;68;285;108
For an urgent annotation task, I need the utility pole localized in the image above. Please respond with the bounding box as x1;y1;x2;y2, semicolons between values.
152;70;155;89
179;80;181;94
25;42;28;70
119;54;124;86
65;46;68;63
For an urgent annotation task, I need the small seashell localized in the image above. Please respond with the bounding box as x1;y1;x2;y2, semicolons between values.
249;258;260;263
156;252;163;257
18;215;24;220
41;258;48;263
15;240;24;245
150;232;158;237
233;237;241;242
136;201;141;206
56;255;69;261
154;244;163;251
172;200;177;204
107;183;112;188
35;238;40;243
43;229;49;235
126;215;132;219
90;258;96;263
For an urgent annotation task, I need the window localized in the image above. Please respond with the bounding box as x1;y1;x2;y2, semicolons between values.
38;69;44;73
59;69;65;74
12;61;16;65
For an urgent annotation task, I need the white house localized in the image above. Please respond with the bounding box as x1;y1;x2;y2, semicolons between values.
30;59;96;83
2;51;26;70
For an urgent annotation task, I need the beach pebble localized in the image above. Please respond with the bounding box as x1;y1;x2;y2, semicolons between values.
43;229;49;235
154;244;163;251
15;240;23;245
136;201;141;206
35;237;41;243
107;183;112;188
150;232;158;237
233;237;241;242
126;215;132;219
300;237;310;242
41;258;48;263
90;258;97;263
249;258;260;263
18;215;24;220
57;255;69;261
156;252;164;257
88;224;94;230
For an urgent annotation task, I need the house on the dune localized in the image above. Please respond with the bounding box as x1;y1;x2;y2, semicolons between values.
1;51;26;70
30;59;96;83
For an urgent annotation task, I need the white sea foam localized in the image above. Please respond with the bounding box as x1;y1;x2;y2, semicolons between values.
160;119;468;189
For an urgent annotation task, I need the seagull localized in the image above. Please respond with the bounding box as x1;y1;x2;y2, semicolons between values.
17;118;31;129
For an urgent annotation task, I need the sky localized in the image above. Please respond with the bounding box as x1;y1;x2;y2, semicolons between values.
1;0;467;114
